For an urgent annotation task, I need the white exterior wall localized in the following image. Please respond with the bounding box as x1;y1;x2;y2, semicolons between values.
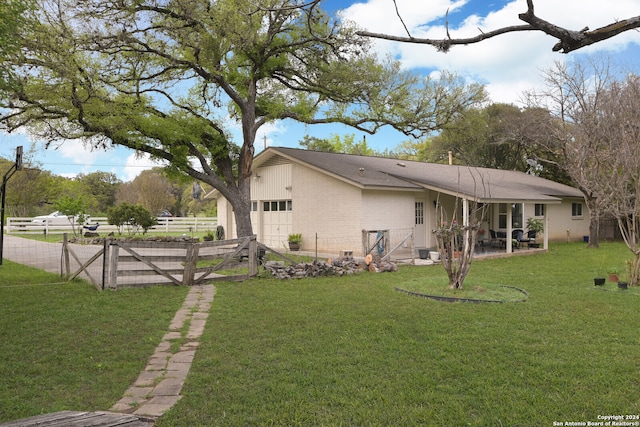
546;199;590;242
293;165;363;255
361;190;415;230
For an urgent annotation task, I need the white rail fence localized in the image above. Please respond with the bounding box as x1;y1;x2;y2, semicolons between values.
6;216;218;235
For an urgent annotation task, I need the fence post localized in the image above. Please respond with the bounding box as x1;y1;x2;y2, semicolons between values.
62;233;70;279
101;238;109;290
183;242;199;286
248;236;258;277
108;240;119;289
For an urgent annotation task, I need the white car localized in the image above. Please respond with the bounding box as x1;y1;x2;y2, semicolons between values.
31;211;82;226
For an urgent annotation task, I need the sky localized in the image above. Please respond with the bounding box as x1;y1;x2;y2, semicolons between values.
1;0;639;181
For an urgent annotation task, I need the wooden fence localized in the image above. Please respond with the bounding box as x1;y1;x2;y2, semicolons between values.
6;216;218;235
62;235;260;290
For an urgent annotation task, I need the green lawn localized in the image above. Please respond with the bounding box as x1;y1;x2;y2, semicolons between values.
2;243;639;426
0;260;190;422
158;242;640;426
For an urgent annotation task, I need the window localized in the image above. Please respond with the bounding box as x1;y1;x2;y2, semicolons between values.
499;203;507;228
572;202;583;217
535;204;545;217
262;200;293;212
251;201;258;212
415;202;424;225
511;203;523;228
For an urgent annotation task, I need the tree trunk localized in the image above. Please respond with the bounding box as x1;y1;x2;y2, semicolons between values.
232;191;253;238
585;195;600;248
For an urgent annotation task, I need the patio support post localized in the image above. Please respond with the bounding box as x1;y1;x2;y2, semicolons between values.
506;203;513;254
544;213;549;249
462;198;470;252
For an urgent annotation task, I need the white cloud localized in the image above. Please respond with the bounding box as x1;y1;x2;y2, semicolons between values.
340;0;640;105
122;152;167;182
255;122;287;152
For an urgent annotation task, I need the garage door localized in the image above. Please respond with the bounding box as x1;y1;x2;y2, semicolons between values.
261;200;292;249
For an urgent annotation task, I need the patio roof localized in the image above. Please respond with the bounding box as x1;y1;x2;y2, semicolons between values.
257;147;583;203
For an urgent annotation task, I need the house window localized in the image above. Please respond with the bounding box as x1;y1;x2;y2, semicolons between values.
415;202;424;225
535;204;545;217
572;202;583;217
251;201;258;211
512;203;523;228
262;200;293;212
499;203;507;228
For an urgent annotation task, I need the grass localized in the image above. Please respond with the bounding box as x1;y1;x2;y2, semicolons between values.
2;242;640;426
0;260;190;423
157;242;640;426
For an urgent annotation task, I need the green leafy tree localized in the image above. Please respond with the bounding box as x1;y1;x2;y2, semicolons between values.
53;195;88;236
0;0;485;237
107;202;157;236
115;169;177;216
299;134;376;156
0;0;34;90
428;103;570;183
76;171;121;215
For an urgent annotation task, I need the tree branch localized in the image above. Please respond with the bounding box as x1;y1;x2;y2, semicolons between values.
358;0;640;54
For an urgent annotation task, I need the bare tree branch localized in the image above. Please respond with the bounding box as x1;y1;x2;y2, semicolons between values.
357;0;640;54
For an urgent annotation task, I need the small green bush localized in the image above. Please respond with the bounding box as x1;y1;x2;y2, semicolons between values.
107;203;157;235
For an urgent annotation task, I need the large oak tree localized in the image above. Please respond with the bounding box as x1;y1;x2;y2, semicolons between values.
0;0;485;237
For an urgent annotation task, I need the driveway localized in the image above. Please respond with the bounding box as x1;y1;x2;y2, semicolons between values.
2;234;104;284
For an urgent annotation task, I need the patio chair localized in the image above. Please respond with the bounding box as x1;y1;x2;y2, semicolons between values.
512;229;529;249
518;230;537;247
489;229;502;247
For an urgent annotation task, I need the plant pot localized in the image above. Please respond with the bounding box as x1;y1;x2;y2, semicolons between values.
608;274;619;282
618;281;628;290
288;242;300;251
418;249;429;259
430;251;440;261
594;277;605;286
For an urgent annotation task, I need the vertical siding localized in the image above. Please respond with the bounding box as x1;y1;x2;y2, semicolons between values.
252;164;292;200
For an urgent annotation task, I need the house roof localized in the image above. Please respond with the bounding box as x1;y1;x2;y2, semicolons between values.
254;147;583;203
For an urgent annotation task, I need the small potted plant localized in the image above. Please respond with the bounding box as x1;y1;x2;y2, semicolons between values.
203;230;215;241
607;267;620;283
288;233;302;251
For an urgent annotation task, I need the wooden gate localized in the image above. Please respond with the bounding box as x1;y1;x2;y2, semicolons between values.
62;235;259;290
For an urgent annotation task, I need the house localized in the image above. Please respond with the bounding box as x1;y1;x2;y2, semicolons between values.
209;147;589;257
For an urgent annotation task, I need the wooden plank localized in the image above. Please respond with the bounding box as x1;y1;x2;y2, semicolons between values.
0;411;153;427
116;255;186;263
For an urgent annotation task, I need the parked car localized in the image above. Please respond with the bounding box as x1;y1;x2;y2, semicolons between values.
158;209;173;217
32;211;84;226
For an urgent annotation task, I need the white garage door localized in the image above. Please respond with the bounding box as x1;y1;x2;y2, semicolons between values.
260;200;292;249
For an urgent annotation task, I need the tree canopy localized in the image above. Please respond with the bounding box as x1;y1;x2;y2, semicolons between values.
0;0;486;237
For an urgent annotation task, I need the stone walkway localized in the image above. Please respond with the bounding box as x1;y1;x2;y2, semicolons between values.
110;284;216;419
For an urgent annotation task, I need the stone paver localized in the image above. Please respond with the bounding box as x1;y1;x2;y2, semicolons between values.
110;284;215;419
